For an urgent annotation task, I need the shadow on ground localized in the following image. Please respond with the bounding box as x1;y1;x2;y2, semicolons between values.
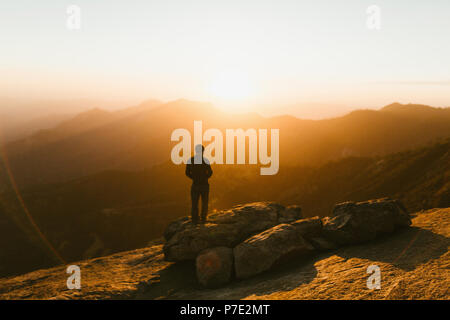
139;225;449;299
336;226;449;271
140;251;320;299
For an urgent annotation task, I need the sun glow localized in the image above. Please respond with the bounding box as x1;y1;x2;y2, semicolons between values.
209;70;255;103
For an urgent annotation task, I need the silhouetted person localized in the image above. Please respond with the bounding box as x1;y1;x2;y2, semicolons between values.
186;145;213;224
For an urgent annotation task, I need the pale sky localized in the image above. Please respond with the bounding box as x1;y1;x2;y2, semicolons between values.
1;0;449;117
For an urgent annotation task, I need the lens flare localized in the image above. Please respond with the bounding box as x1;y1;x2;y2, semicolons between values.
0;132;65;265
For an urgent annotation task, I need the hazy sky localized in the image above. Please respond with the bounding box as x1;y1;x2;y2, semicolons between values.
1;0;449;117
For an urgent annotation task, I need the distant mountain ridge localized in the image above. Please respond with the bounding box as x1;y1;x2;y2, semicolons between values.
381;102;450;113
1;100;450;189
0;98;144;143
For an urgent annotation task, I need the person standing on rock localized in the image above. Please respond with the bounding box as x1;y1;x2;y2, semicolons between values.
186;144;213;224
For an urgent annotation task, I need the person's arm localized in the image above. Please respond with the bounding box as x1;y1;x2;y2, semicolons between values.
206;163;213;178
185;162;193;179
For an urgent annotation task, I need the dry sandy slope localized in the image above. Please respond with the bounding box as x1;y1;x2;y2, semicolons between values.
0;208;448;300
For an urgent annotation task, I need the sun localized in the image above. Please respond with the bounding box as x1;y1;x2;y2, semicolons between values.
209;70;255;102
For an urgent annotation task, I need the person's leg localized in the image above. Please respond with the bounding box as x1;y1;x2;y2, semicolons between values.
191;185;200;224
200;185;209;222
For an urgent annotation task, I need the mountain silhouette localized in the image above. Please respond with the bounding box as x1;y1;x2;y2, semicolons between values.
1;100;450;190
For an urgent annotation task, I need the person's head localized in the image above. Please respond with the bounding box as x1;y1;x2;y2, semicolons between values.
195;144;205;155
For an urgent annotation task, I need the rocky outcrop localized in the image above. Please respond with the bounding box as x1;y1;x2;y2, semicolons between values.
234;224;315;279
163;217;190;242
163;198;412;288
1;206;445;300
196;247;233;288
163;222;241;261
290;217;335;250
278;205;303;223
290;216;322;237
233;216;321;278
322;198;411;245
163;202;297;261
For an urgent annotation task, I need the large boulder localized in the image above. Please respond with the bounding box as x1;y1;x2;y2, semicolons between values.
290;216;322;237
163;202;287;261
163;222;242;262
233;223;315;279
322;198;411;245
290;216;337;250
196;247;234;288
278;205;303;223
163;216;190;241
